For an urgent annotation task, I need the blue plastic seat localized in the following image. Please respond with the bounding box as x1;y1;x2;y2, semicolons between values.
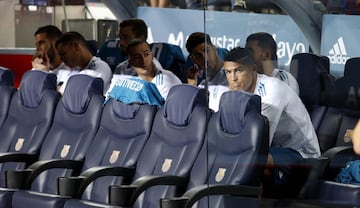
161;90;269;208
61;84;210;208
0;67;16;128
0;70;59;187
0;74;104;208
26;94;158;208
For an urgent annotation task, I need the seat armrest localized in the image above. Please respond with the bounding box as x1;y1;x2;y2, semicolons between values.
57;176;85;197
58;166;135;198
5;169;33;189
8;159;83;189
161;184;261;208
109;175;188;206
0;152;38;167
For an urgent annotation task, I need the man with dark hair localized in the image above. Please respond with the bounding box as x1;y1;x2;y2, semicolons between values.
186;32;227;86
245;32;299;94
185;32;228;112
114;18;155;75
32;25;73;90
223;46;320;196
55;31;112;94
109;39;180;100
33;25;63;71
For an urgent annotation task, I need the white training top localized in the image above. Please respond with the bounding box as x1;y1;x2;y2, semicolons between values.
255;74;320;158
271;68;300;95
58;56;112;95
107;60;181;100
199;85;229;112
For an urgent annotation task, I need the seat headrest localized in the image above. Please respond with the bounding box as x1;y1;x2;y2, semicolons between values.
164;84;208;126
0;67;14;86
111;99;141;119
62;74;103;114
19;70;57;108
344;57;360;78
106;76;164;108
290;53;330;77
219;91;261;134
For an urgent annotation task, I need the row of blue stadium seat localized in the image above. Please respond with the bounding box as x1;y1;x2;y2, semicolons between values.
0;68;269;208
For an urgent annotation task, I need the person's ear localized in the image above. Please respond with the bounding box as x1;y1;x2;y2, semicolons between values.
264;49;272;60
252;64;257;72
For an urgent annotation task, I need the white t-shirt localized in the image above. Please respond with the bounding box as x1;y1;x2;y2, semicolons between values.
271;68;299;95
58;56;112;95
32;62;71;86
254;74;320;158
107;60;181;100
199;85;229;112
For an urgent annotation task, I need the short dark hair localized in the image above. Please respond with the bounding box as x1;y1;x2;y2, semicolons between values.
186;32;213;54
55;31;87;48
126;39;150;54
120;18;148;40
224;47;255;67
246;32;277;61
34;25;62;40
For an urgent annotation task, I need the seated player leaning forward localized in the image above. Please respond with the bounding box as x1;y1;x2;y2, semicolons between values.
107;39;181;100
222;47;321;194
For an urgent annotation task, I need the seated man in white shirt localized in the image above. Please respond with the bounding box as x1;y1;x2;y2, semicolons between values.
55;31;112;94
185;32;229;112
31;25;72;90
245;32;299;95
223;47;320;197
108;39;181;100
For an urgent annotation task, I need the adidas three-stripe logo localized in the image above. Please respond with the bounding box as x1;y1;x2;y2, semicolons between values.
328;36;350;65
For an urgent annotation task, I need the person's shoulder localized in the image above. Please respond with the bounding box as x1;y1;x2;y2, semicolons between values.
157;68;182;84
114;59;130;74
257;74;288;97
92;57;111;70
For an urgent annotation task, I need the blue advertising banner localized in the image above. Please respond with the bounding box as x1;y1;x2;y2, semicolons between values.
138;7;309;68
321;14;360;77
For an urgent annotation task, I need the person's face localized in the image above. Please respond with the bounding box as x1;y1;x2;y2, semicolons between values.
56;41;80;68
245;40;266;74
190;43;218;71
35;33;57;64
223;60;257;93
128;43;154;76
119;26;138;54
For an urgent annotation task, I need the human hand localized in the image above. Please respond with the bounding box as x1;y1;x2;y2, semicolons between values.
352;120;360;155
32;51;50;71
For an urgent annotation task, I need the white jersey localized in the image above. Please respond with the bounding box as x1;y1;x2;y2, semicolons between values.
32;62;71;86
199;85;228;112
58;56;112;95
107;60;181;100
271;68;299;95
254;74;320;158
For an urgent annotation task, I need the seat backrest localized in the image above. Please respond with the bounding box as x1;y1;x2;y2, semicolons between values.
97;39;127;73
0;70;59;186
315;106;360;153
0;67;16;128
289;53;334;111
30;74;104;194
80;98;157;203
150;42;187;83
329;57;360;109
132;84;210;207
186;90;269;207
